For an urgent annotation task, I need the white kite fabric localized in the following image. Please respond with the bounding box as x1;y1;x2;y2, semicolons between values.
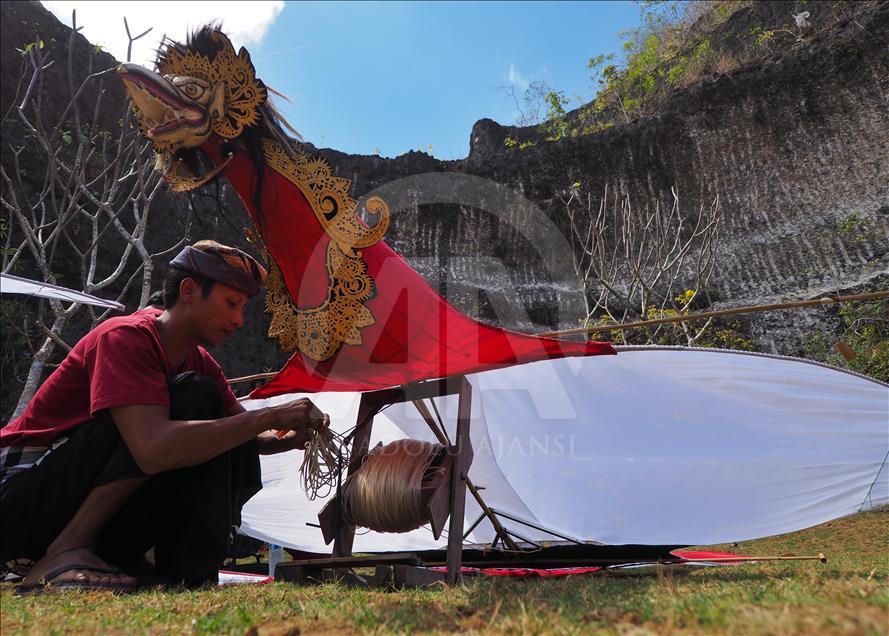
0;273;125;310
239;348;888;552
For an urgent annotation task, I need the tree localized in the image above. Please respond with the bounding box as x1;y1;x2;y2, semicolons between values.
1;14;189;419
561;183;722;346
501;80;573;142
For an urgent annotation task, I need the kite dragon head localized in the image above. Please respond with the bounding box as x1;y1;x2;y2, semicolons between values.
118;25;298;193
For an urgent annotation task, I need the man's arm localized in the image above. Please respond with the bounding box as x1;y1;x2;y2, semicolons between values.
111;397;323;474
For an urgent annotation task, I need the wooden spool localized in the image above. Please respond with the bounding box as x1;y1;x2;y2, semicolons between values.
318;443;457;542
310;376;473;585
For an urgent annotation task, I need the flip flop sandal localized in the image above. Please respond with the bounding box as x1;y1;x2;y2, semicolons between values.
15;563;137;595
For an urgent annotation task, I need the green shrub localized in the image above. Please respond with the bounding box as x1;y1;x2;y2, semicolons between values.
803;300;889;382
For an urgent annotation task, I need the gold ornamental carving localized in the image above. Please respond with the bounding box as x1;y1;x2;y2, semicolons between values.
248;143;390;362
262;140;390;257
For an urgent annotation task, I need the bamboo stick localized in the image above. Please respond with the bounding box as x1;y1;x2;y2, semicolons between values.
538;291;888;338
679;553;827;563
227;371;277;386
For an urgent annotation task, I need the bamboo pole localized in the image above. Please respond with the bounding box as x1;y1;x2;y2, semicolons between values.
679;553;827;564
538;291;888;338
227;371;277;386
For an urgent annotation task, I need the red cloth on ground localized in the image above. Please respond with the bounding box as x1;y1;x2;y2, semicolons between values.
202;140;615;398
1;308;238;447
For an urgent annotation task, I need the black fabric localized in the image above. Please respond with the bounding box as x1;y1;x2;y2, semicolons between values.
0;371;262;587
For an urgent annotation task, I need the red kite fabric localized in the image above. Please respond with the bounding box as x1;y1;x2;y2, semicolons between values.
203;140;615;397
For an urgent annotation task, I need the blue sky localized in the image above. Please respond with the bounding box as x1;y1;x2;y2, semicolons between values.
44;1;642;159
255;1;641;159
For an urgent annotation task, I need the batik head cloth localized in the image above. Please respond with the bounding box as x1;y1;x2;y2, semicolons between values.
169;241;267;298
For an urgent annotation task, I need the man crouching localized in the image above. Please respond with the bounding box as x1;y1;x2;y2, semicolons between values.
0;240;326;591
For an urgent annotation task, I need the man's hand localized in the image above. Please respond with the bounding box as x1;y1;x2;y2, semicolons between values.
256;399;331;455
266;413;330;453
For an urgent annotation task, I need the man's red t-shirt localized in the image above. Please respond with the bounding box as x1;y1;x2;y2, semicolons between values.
1;308;239;447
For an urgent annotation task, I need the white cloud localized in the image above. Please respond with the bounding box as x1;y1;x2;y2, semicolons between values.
507;63;529;91
41;1;285;66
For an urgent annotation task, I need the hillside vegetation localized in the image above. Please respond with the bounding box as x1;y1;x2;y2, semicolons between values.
506;0;881;146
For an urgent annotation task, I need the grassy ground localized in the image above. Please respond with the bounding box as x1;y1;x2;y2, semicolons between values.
2;507;887;635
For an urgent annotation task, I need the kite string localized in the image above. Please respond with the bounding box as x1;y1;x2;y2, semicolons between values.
858;447;889;512
341;439;444;533
299;430;446;534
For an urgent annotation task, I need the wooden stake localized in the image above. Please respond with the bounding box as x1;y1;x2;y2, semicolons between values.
465;479;520;551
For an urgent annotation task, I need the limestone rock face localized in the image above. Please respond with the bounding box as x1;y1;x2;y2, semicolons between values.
2;0;886;407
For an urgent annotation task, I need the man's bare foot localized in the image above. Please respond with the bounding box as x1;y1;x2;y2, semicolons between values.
21;547;137;589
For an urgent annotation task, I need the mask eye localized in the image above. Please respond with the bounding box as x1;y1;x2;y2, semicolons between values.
170;76;208;100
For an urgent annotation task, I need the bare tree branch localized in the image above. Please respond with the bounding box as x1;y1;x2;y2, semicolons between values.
561;184;722;345
2;16;182;418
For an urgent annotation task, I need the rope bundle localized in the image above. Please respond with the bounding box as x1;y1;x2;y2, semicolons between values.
299;426;347;500
341;439;444;533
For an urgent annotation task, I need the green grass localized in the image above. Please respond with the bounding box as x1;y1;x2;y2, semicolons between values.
2;507;887;634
